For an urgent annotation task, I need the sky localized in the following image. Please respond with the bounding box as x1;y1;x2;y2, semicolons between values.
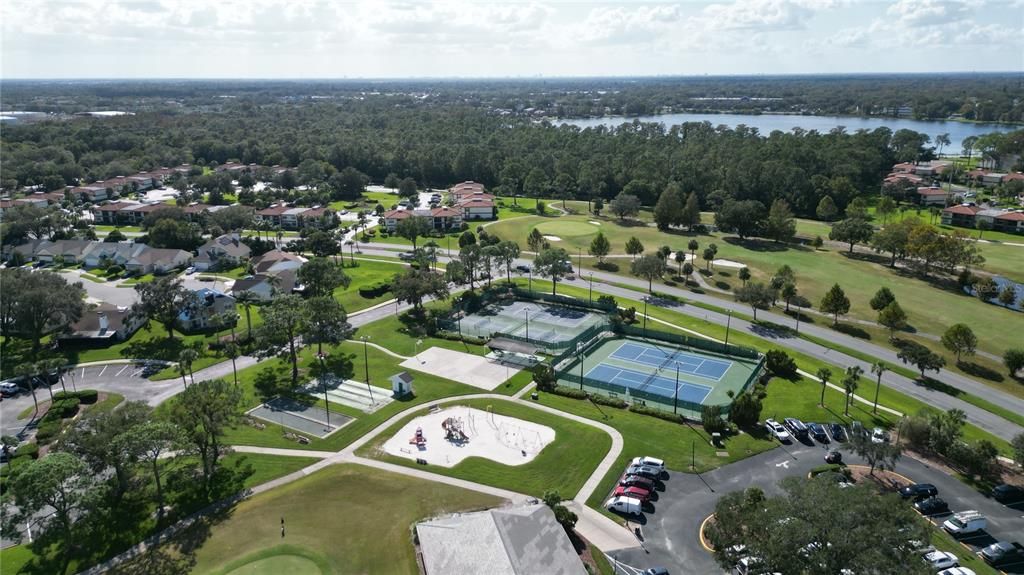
1;0;1022;78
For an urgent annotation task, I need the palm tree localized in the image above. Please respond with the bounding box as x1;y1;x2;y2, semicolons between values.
843;366;863;416
43;358;67;394
935;133;951;157
870;362;887;414
178;348;199;388
235;291;257;340
816;367;832;407
688;239;699;261
224;340;240;387
14;363;40;417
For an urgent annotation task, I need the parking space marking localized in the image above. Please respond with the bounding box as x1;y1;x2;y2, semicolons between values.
775;460;790;469
98;365;107;378
116;365;129;377
80;367;86;380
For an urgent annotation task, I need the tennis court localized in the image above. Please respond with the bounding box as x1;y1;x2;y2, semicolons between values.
247;397;353;439
610;341;732;381
585;363;713;405
457;299;607;345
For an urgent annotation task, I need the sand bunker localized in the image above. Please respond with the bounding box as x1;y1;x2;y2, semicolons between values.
589;221;602;226
670;252;746;269
543;235;562;241
382;406;555;467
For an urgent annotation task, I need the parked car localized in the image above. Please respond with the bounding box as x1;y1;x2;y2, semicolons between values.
914;497;949;516
613;485;651;502
900;483;938;500
850;420;866;439
184;266;196;274
644;569;670;575
991;484;1024;504
0;381;20;397
942;511;986;536
924;550;959;571
626;464;662;480
631;456;665;471
398;252;416;261
0;444;17;462
828;422;847;442
808;423;829;443
619;474;655;491
605;496;643;516
824;450;842;464
514;264;531;273
765;419;791;442
871;427;890;444
980;541;1024;566
783;418;809;439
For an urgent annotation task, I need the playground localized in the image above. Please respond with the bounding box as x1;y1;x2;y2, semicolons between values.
381;406;556;467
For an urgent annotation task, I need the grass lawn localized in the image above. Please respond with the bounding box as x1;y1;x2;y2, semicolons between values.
357;398;612;498
108;464;503;575
331;259;406;313
93;225;143;233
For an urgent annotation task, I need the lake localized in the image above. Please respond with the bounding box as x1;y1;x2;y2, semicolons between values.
560;112;1019;153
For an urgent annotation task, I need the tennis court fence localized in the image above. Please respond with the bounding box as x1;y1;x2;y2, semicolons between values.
558;371;708;416
612;323;760;360
510;287;619;313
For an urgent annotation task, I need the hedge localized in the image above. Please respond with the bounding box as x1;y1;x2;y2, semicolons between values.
550;386;630;409
809;463;846;477
628;403;690;424
14;443;39;460
358;281;392;298
53;389;98;405
35;420;62;444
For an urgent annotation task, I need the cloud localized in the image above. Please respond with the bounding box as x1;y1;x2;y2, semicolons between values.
885;0;973;27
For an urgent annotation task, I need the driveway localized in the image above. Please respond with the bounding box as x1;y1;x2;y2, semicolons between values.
609;441;1024;574
57;270;139;307
0;364;181;440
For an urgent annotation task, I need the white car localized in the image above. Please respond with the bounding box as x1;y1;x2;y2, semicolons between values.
765;419;791;442
871;427;889;444
924;550;958;571
630;456;665;470
937;568;975;575
185;266;196;275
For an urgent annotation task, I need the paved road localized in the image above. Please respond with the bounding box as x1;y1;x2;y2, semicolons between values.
610;440;1024;575
58;270;139;307
356;244;1024;443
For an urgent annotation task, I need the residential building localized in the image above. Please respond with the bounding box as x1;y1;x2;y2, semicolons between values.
182;203;213;222
71;185;110;202
940;206;1024;234
7;240;192;274
256;203;335;230
916;185;954;206
381;209;413;232
94;201;143;224
415;504;587;575
59;302;145;344
994;211;1024;234
381;206;463;232
249;249;305;275
451;181;486;197
982;173;1007;187
255;203;292;228
194;233;251;272
178;288;236;332
456;194;497;220
230;270;297;301
941;204;981;227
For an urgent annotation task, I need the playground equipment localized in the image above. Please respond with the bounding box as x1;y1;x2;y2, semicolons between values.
497;421;543;454
408;426;426;449
442;417;469;443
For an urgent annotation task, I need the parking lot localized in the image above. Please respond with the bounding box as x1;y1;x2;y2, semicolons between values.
1;363;180;440
606;440;1024;575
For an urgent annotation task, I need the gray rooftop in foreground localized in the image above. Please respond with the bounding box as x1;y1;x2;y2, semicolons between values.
417;503;587;575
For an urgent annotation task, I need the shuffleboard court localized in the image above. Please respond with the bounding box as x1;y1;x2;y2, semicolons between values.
610;340;732;381
585;363;713;405
248;397;353;439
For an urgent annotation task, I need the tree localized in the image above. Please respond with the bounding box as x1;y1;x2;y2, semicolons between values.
1005;348;1024;378
653;183;684;231
534;248;573;295
117;421;183;523
304;230;341;257
495;240;521;284
729;391;763;428
395;216;433;251
9;270;85;351
459;230;477;248
870;362;887;414
846;196;870;220
688;239;699;261
780;282;797;313
589;232;610;264
63;400;151;501
870;218;918;267
148;218;203;251
715;199;767;239
384;172;400;190
1012;433;1024;470
815;195;839;221
624;236;644;261
297;257;351;298
737;267;751;286
392;268;450;312
234;290;258;340
869;287;896;311
941;323;977;363
973;276;998;302
609;192;640;220
842;366;862;416
702;246;717;271
132;276;200;340
256;295;305;386
302;296;352;355
706;477;928;575
631;253;667;293
458;244;483;290
8;452;99;572
526;228;545;252
208;204;255;232
877;301;908;340
104;228;127;242
998;284;1018;307
819;283;851;326
397;177;418;199
178;347;199;388
681;191;701;230
681;262;694;281
328;166;369;200
935;132;951;156
701;404;729;434
592;197;604;216
734;282;775;321
764;199;796;243
816;367;832;406
541;489;578;533
829;217;874;253
169;378;242;492
897;341;946;378
847;431;903;476
876;196;897;224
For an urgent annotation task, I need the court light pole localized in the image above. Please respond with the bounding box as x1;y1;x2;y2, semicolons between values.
528;270;533;293
360;336;374;403
525;309;530;341
794;306;801;335
673;363;680;415
642;297;648;338
317;352;331;430
724;310;732;347
415;338;424;364
588;273;594;303
578;342;585;391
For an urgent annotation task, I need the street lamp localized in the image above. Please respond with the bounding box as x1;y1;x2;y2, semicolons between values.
360;336;374;403
642;297;648;337
528;269;533;293
316;352;331;430
724;310;732;347
588;273;594;303
415;339;424;364
577;341;585;391
577;247;582;274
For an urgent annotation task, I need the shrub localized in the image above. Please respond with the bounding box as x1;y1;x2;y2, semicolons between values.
14;443;39;460
628;403;690;424
702;404;730;434
35;420;62;444
765;350;798;379
358;281;391;298
77;389;98;404
549;386;629;408
809;463;845;477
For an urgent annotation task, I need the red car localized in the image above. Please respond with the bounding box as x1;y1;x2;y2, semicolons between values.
614;485;651;502
619;474;655;491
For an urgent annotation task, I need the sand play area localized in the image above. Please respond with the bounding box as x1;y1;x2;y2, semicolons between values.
382;406;556;467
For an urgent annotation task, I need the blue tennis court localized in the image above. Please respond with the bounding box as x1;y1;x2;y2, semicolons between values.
610;341;732;381
585;364;713;404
